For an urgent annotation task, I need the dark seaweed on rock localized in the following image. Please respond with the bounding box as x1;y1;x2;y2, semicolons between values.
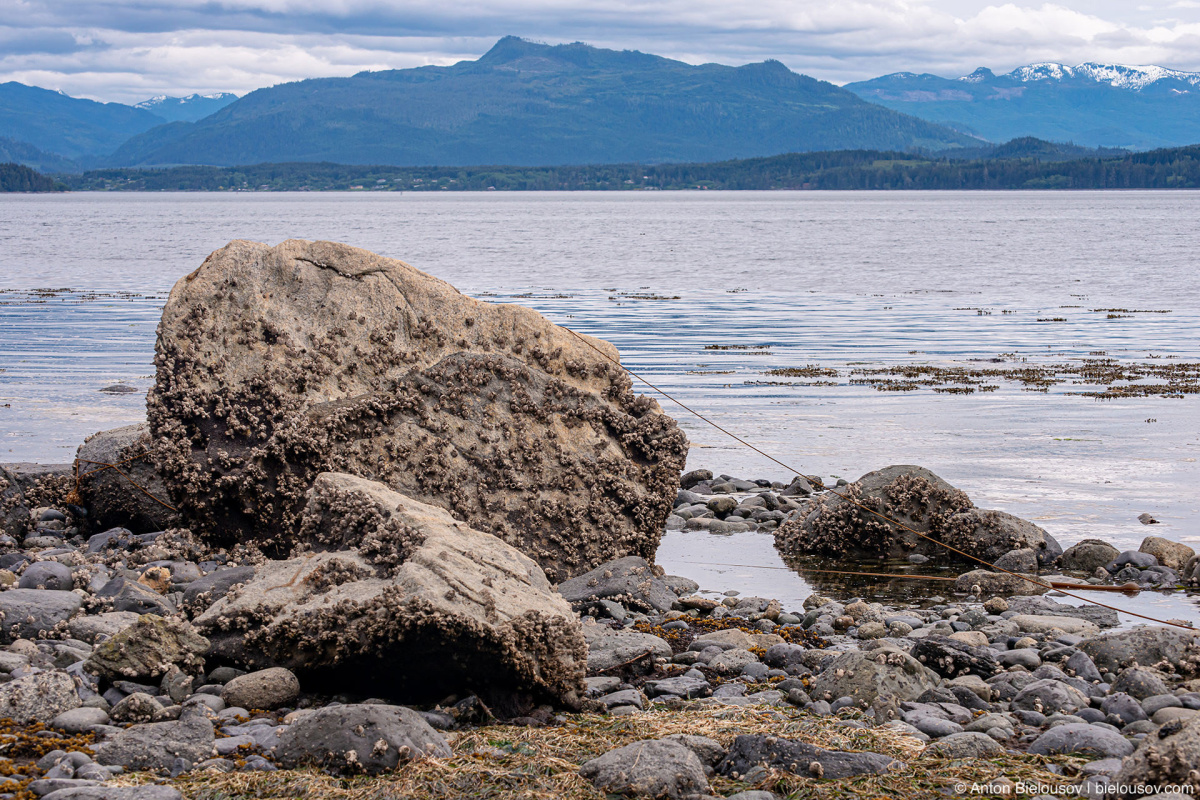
148;239;688;581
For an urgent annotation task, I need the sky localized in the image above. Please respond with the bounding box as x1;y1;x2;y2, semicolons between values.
3;0;1200;104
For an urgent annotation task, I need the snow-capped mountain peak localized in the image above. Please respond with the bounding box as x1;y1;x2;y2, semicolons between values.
1000;61;1200;90
1010;63;1074;82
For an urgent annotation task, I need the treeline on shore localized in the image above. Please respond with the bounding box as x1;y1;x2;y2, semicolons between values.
10;143;1200;192
0;162;64;192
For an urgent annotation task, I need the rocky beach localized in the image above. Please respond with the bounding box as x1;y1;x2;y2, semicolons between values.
0;239;1198;800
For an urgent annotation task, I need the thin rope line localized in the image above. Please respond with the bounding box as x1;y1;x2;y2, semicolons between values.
563;326;1195;630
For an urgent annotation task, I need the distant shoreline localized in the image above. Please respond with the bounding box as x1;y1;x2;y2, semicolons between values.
12;142;1198;193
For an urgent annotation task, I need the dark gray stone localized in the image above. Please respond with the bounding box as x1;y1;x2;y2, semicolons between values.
181;566;255;609
555;556;676;613
1110;551;1158;570
1065;651;1103;683
1060;540;1120;573
18;562;74;591
1028;723;1134;758
1112;667;1170;700
94;707;215;771
1080;627;1200;676
76;424;179;534
926;731;1005;758
0;589;82;643
275;704;451;775
41;788;183;800
580;739;708;799
717;734;903;779
910;636;999;679
644;675;710;699
1012;679;1090;715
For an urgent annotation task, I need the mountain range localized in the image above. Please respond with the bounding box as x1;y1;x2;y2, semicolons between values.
1;40;1199;172
107;37;975;167
845;63;1200;150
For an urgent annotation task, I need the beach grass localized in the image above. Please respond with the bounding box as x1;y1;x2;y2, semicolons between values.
109;704;1088;799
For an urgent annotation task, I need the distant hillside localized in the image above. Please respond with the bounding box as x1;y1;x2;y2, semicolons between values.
846;62;1200;150
134;93;238;123
107;37;977;167
0;82;166;161
0;162;62;192
935;137;1128;162
0;136;80;173
63;139;1200;191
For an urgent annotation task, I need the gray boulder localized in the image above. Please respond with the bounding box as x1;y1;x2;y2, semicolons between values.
1004;595;1120;628
718;734;903;779
556;556;675;613
910;636;1000;679
580;739;709;799
75;423;178;533
93;707;214;771
660;734;725;767
84;614;208;682
583;620;672;674
51;706;111;734
811;645;936;719
1139;536;1195;572
0;670;80;724
42;788;182;800
1114;715;1200;796
197;473;586;711
18;561;74;591
220;667;300;710
180;566;255;610
67;612;141;644
1101;693;1148;725
1012;679;1090;715
1060;540;1121;573
147;239;687;582
276;704;451;775
993;548;1040;574
0;589;82;643
1112;667;1171;700
1028;723;1134;758
1079;626;1200;677
926;731;1005;758
954;569;1047;596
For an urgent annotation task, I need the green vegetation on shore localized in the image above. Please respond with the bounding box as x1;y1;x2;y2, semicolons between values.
0;162;63;192
60;142;1200;192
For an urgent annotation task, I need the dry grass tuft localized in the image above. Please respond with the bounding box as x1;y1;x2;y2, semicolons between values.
108;705;1090;799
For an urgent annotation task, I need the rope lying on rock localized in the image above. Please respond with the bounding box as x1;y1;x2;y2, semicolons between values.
68;451;178;512
562;325;1196;631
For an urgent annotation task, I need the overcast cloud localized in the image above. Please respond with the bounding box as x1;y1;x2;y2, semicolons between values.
3;0;1200;104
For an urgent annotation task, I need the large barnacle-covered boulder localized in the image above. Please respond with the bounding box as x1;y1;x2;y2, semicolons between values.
148;239;687;581
196;472;587;712
774;465;1053;564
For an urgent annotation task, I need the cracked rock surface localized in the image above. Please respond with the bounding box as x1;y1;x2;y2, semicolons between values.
148;239;687;582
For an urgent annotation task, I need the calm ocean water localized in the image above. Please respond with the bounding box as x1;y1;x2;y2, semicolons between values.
1;191;1198;623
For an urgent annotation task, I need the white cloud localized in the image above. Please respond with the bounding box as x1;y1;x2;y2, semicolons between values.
1;0;1199;103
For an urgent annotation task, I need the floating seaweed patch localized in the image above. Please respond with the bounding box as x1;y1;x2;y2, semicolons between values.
766;366;839;378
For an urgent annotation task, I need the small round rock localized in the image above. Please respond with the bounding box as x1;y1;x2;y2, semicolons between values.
220;667;300;711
